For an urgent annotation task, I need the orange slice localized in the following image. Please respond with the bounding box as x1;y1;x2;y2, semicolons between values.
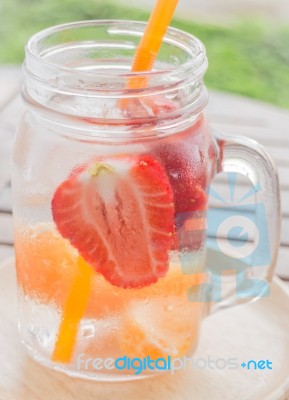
15;227;124;318
15;226;206;324
15;228;79;305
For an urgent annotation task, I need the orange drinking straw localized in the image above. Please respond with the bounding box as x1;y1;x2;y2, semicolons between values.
132;0;179;73
52;0;179;364
128;0;179;89
52;256;93;363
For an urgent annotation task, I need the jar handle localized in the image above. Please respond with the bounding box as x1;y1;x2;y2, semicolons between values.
203;133;281;312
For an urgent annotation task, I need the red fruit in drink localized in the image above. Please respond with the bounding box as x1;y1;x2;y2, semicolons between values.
151;114;209;252
51;155;175;289
139;98;209;214
154;141;208;214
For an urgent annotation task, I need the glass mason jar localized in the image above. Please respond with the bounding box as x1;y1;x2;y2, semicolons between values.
12;21;280;381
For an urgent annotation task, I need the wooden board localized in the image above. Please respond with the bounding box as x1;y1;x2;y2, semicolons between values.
1;257;289;400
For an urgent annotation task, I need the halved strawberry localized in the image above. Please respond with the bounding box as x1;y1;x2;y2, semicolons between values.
153;129;209;253
51;155;175;289
154;141;208;214
132;98;209;214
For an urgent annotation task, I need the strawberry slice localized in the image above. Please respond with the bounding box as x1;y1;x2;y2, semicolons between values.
134;99;209;214
51;155;175;289
153;130;209;253
154;141;208;214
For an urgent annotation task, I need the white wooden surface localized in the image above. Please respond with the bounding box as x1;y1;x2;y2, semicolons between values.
1;258;289;400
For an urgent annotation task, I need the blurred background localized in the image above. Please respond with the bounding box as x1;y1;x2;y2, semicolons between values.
0;0;288;108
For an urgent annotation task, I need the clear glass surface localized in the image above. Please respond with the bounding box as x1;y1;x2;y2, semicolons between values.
12;20;280;381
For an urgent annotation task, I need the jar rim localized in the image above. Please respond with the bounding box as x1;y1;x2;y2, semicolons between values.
23;20;208;128
25;19;207;83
